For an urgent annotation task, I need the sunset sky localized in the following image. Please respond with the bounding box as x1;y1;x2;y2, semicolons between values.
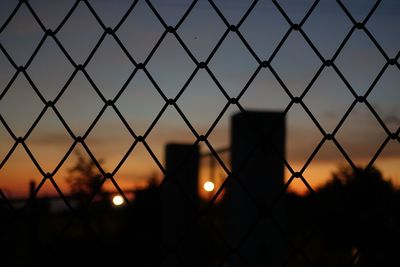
0;0;399;199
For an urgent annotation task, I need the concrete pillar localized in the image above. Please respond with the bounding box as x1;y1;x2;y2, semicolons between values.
228;111;286;267
162;143;200;266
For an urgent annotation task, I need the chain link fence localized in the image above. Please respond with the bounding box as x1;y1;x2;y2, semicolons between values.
1;0;399;266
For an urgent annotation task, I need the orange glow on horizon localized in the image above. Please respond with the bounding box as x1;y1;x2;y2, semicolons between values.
1;156;399;199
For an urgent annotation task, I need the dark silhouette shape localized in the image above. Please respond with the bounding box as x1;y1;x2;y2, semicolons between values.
317;166;399;266
162;143;202;267
125;178;162;266
65;150;104;204
228;111;286;267
2;123;399;267
286;166;400;267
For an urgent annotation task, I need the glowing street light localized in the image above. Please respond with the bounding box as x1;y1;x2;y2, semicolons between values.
203;181;215;192
112;195;124;206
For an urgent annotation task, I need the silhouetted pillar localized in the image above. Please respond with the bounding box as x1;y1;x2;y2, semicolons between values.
162;143;200;266
28;180;38;260
228;111;286;267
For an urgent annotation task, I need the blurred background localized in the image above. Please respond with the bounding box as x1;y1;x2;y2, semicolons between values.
0;0;399;266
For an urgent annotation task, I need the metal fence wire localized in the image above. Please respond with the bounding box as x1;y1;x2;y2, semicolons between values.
0;0;399;266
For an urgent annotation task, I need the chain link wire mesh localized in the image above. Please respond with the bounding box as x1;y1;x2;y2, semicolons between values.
0;0;399;266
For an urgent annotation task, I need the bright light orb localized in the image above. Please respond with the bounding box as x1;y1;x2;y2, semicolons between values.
203;181;215;192
112;195;124;206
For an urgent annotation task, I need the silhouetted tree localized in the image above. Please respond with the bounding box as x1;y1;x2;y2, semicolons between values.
287;166;400;267
65;150;103;201
315;166;399;266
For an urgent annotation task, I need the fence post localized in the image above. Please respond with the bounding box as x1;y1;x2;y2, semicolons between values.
162;143;200;266
28;180;38;262
228;111;286;267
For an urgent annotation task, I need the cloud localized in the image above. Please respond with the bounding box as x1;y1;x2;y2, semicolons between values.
383;114;400;126
27;132;73;146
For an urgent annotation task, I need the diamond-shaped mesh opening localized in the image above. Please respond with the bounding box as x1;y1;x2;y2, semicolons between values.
177;1;226;61
51;144;96;202
116;1;165;63
301;140;353;191
115;69;166;135
271;30;322;97
56;1;104;64
26;38;75;100
85;35;134;100
0;4;43;65
1;0;399;266
84;107;134;172
335;29;387;95
146;33;197;98
177;69;227;134
208;32;259;97
54;71;104;136
0;74;44;136
25;109;73;172
240;0;288;61
113;142;162;194
302;1;352;58
145;106;198;160
302;67;355;133
335;103;389;166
